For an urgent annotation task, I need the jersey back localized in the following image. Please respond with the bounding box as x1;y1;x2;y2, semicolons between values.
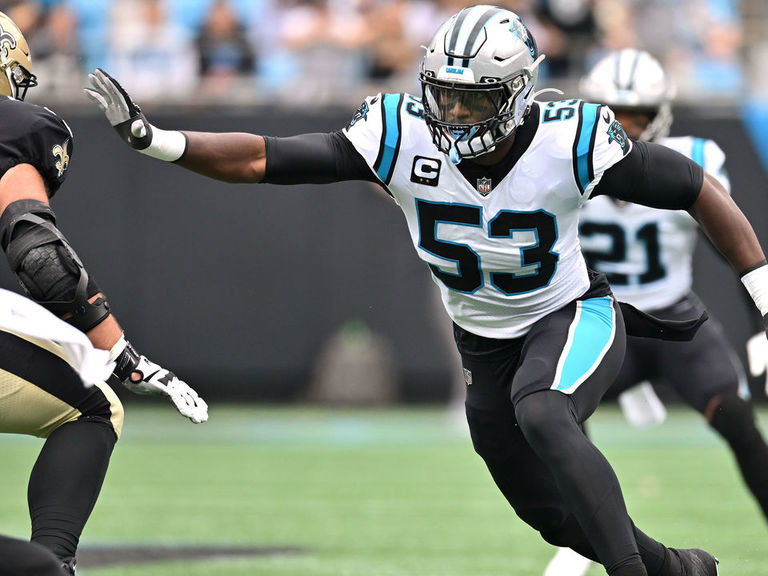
579;136;728;311
0;95;73;197
344;95;630;338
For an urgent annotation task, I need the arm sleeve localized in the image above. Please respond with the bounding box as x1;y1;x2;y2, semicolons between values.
592;140;704;210
262;131;377;185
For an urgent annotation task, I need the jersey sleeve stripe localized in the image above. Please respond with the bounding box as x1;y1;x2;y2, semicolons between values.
691;137;705;169
572;102;600;194
373;93;404;185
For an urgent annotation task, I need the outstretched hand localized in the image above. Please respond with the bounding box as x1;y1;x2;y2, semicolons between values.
111;338;208;424
84;68;154;150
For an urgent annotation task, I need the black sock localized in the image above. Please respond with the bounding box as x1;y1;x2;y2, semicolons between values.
0;534;65;576
28;417;116;560
611;563;649;576
633;526;667;576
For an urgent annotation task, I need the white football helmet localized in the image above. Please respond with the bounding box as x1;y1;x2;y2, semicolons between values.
420;5;545;163
0;11;36;100
579;49;673;142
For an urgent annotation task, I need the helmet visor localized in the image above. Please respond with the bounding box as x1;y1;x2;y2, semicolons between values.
423;83;505;124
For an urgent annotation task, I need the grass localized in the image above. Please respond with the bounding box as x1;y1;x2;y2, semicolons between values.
1;404;766;575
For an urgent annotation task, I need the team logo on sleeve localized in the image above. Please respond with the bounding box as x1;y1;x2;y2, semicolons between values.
410;156;441;187
347;101;370;129
52;139;70;177
607;120;629;154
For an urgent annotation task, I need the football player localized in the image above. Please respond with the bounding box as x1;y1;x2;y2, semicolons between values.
0;11;208;575
544;48;768;576
87;5;768;575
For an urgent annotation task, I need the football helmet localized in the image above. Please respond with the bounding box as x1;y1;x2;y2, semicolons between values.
420;5;544;163
0;11;36;100
579;49;673;142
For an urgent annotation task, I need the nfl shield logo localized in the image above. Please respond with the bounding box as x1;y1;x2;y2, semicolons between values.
463;368;473;386
476;177;492;196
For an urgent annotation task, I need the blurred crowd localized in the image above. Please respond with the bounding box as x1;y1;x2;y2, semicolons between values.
1;0;765;107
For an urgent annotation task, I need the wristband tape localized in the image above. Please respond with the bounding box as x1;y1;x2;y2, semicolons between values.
139;126;187;162
741;264;768;317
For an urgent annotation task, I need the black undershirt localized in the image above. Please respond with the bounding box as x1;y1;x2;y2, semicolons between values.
262;108;703;211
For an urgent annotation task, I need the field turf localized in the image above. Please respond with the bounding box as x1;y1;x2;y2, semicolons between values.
1;404;766;575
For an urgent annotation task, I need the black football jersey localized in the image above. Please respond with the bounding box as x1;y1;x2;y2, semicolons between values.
0;95;73;197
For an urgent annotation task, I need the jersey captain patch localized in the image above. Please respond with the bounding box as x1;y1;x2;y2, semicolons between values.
52;139;70;177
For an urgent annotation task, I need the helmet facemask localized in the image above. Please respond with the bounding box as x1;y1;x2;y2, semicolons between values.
2;61;36;100
421;65;538;163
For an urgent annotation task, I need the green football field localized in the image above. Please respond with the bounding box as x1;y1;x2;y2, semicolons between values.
1;404;766;575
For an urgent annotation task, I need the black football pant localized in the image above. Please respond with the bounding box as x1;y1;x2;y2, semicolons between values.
457;296;669;575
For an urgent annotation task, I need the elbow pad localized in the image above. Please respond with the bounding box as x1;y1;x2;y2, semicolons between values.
0;199;110;332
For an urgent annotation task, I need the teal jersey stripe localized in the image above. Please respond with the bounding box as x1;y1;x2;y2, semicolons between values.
574;103;600;193
553;296;615;392
375;94;403;184
691;137;705;169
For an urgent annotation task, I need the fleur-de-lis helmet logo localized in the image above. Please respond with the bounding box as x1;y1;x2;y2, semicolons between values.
52;139;70;177
0;22;17;64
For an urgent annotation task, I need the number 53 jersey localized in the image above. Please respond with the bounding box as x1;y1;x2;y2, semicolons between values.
343;94;631;339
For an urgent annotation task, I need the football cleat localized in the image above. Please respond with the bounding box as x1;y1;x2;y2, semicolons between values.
668;548;719;576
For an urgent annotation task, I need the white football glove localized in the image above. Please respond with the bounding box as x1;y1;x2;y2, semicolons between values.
84;68;186;161
746;332;768;396
110;336;208;424
84;68;154;150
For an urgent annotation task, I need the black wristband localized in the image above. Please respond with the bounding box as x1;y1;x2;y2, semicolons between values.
112;340;141;381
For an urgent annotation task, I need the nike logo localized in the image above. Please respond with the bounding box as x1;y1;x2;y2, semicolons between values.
602;109;610;123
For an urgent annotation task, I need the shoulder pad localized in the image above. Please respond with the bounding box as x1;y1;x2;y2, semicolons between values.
344;93;415;186
0;99;74;197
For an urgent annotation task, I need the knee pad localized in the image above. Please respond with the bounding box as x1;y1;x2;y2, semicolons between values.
709;392;760;447
0;199;110;332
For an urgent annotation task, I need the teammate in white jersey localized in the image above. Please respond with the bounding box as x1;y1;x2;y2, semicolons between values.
544;48;768;576
84;5;768;575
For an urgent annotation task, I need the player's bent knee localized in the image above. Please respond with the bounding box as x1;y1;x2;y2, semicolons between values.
708;391;760;445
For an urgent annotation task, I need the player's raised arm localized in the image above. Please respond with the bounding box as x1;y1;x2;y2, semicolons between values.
85;69;376;186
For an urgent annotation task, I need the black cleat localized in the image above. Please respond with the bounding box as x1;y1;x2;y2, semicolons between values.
60;557;77;576
668;548;719;576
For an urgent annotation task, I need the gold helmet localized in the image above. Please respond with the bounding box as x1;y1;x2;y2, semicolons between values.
0;11;36;100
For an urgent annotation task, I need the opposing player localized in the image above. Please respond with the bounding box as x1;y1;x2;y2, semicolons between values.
86;5;768;574
0;11;208;575
544;47;768;576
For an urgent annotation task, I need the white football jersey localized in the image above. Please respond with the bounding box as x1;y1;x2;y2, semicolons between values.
344;95;631;338
579;136;728;311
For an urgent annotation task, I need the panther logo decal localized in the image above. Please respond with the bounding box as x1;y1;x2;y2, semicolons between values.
52;139;70;177
347;101;370;129
607;120;629;154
